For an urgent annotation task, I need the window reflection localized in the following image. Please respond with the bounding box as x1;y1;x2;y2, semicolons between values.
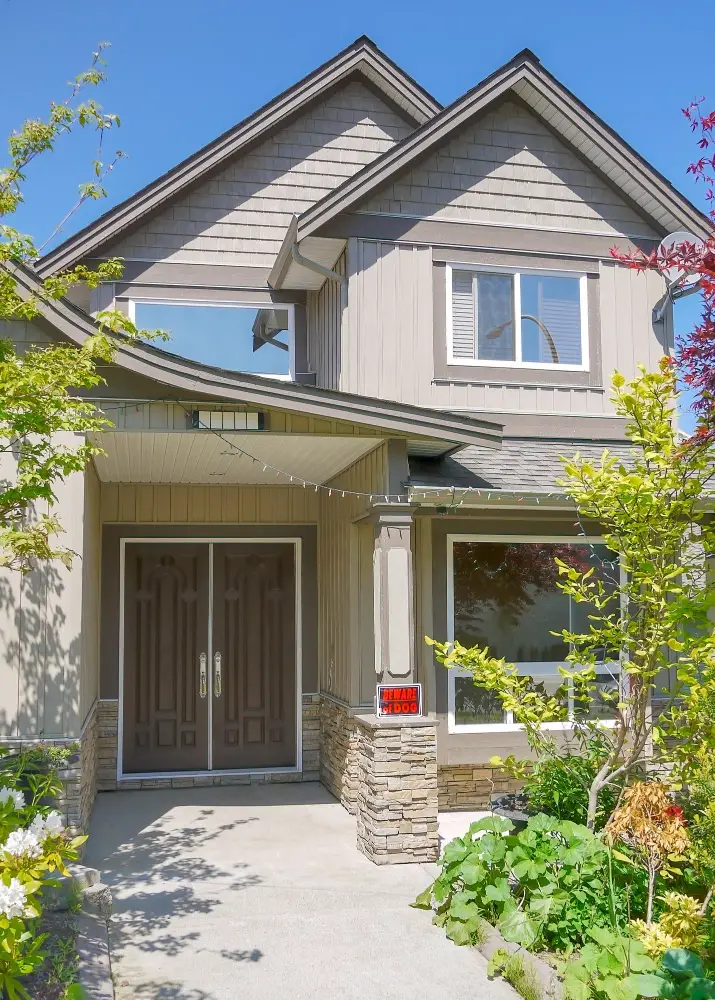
451;541;619;726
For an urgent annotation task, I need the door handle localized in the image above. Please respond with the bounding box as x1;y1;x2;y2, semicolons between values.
214;651;222;698
199;653;207;699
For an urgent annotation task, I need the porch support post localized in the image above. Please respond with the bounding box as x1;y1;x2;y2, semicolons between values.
352;502;438;865
371;505;416;683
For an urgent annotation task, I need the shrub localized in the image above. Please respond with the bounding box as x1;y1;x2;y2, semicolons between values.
632;893;706;959
412;813;643;955
0;752;85;999
521;742;623;828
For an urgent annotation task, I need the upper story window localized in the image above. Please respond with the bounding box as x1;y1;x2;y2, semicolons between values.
447;264;588;371
130;300;295;379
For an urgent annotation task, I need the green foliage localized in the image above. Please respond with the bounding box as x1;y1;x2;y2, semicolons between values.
428;364;715;830
488;948;542;1000
413;814;643;955
563;938;715;1000
0;44;163;571
0;758;86;999
519;730;624;828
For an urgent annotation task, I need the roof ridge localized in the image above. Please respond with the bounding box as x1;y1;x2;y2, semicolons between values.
287;49;711;250
37;38;440;277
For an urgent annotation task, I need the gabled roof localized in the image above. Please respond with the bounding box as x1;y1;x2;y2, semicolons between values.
9;264;502;453
37;36;441;278
286;48;712;251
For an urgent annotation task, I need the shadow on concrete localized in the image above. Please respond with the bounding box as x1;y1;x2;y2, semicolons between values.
86;783;340;989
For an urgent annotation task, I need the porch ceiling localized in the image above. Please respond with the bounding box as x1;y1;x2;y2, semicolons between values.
91;431;382;485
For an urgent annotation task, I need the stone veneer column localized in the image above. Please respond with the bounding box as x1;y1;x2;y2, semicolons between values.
354;714;438;864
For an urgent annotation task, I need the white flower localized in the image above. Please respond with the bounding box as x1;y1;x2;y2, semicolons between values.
0;786;25;810
43;811;64;837
0;878;27;919
29;811;64;841
3;829;41;858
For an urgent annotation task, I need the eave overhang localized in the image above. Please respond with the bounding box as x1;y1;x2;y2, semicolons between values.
11;264;502;455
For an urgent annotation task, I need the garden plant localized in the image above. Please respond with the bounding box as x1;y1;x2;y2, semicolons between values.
0;747;86;1000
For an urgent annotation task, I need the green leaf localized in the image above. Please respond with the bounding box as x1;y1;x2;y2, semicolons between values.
469;815;514;836
445;918;473;947
449;897;481;921
623;974;671;999
563;972;591;1000
411;887;432;909
526;813;558;833
661;950;706;981
459;860;486;887
483;878;511;903
442;838;469;865
498;907;540;949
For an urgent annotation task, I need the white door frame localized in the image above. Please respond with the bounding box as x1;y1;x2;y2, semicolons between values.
117;536;303;781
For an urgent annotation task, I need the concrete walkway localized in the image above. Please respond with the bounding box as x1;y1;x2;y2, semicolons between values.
85;783;514;1000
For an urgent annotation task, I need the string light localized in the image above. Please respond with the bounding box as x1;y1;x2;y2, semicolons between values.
87;398;614;521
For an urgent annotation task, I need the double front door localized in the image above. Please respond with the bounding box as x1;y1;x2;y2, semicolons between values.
122;541;296;775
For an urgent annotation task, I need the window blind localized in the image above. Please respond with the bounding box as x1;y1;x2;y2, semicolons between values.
450;270;476;359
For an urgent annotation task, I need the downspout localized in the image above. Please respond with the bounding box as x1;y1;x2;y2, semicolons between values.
290;243;349;350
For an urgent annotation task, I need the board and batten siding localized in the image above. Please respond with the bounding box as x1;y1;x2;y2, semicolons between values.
344;239;670;414
307;250;344;390
105;82;414;269
99;483;320;524
317;443;388;704
360;101;659;239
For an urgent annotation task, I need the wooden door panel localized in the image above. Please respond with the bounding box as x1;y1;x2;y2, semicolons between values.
212;544;296;769
123;544;209;773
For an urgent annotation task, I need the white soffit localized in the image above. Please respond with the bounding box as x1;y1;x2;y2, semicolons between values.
91;432;381;485
281;237;346;289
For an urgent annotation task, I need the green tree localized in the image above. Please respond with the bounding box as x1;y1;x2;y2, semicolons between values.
428;362;715;830
0;43;158;570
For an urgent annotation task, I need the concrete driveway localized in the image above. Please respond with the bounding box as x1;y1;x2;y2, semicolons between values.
85;783;514;1000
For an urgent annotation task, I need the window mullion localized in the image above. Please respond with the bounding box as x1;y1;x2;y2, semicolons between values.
513;273;522;363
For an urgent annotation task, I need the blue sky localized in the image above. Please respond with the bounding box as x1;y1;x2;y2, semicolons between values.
2;0;711;426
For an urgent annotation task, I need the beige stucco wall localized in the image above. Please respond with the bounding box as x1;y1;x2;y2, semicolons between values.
0;440;89;739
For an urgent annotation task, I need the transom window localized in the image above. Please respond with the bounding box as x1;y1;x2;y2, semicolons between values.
447;265;588;371
130;300;295;379
447;537;620;733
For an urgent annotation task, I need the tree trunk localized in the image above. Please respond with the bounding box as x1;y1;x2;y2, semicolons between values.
646;866;657;924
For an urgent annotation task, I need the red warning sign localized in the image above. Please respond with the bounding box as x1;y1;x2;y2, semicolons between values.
376;684;423;717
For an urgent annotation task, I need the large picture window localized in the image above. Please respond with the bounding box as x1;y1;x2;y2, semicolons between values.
130;300;295;379
447;264;588;371
447;536;621;732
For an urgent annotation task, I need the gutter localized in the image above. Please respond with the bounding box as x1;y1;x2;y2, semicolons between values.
289;242;349;349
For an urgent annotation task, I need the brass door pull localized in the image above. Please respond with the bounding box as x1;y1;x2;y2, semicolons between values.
199;653;208;699
214;651;222;698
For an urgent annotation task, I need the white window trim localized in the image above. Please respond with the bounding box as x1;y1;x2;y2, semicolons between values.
128;297;297;381
446;533;622;734
445;263;589;373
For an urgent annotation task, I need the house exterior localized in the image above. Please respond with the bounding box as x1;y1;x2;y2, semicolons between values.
0;37;710;863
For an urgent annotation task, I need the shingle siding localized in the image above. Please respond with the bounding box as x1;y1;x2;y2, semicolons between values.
359;101;659;238
106;82;414;268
